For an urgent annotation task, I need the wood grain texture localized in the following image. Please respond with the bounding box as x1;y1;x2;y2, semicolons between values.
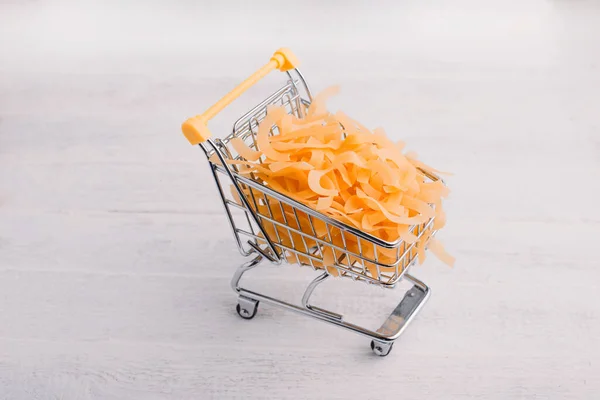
1;1;599;399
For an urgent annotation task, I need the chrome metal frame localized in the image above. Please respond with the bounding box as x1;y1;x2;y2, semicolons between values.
197;68;438;355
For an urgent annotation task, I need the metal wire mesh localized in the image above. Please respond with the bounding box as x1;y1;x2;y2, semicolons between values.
209;78;438;287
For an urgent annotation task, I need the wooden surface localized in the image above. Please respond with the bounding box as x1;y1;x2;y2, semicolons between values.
1;1;599;399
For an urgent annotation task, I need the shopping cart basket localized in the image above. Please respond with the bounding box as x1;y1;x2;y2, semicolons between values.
181;48;441;356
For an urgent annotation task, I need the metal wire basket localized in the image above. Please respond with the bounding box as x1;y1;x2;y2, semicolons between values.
182;48;440;356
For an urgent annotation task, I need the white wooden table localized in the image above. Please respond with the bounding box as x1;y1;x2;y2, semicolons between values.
1;1;599;398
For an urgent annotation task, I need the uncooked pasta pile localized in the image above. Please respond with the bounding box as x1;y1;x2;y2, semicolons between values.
227;87;454;273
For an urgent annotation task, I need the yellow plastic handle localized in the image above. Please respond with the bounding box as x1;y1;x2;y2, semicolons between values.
181;48;299;145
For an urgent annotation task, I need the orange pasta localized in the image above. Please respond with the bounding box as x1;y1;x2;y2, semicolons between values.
228;87;453;271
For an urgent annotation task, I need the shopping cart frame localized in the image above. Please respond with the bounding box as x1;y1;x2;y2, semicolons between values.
182;49;438;356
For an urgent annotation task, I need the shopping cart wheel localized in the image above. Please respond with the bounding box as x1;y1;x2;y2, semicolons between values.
370;340;393;356
236;297;259;320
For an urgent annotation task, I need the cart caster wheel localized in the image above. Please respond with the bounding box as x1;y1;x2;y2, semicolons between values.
371;340;393;356
236;301;259;320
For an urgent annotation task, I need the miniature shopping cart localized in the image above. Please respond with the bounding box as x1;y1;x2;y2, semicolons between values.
182;49;441;356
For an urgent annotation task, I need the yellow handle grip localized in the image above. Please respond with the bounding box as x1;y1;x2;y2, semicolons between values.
182;48;299;145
